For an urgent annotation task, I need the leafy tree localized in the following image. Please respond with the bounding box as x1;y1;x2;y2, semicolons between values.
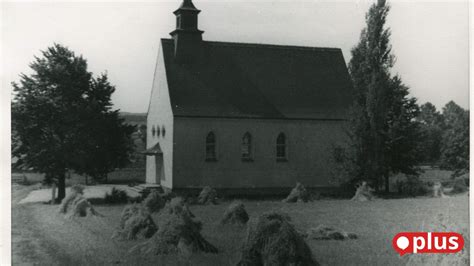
439;101;469;176
416;102;443;164
418;102;444;126
342;0;422;192
12;44;134;202
383;76;422;177
139;125;147;144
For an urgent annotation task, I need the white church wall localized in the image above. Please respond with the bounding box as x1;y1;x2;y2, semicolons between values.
146;44;174;188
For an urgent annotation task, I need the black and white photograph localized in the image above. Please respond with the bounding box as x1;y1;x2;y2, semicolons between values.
2;0;471;265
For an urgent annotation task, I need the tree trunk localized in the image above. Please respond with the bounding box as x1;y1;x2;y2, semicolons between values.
57;173;66;203
51;182;57;205
384;173;390;193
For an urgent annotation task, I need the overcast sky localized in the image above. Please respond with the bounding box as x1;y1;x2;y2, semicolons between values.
3;0;469;113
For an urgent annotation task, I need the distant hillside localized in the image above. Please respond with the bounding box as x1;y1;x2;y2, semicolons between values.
120;112;146;126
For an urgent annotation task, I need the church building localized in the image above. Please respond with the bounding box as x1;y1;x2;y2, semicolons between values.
144;0;353;195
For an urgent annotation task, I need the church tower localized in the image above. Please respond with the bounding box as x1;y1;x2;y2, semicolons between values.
169;0;204;63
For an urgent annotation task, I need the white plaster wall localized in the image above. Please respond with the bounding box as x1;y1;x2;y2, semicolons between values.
146;44;174;188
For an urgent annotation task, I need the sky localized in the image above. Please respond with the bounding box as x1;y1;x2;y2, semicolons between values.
2;0;469;113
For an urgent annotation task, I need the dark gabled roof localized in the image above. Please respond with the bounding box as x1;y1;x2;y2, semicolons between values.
160;39;353;120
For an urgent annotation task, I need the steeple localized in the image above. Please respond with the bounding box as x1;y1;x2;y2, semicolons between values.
170;0;204;63
177;0;198;11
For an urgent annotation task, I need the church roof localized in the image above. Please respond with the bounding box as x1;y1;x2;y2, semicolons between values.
160;39;353;120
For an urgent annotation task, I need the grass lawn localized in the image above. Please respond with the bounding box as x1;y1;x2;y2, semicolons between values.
12;184;469;265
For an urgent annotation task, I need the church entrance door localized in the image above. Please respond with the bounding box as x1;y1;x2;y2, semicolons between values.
155;154;164;183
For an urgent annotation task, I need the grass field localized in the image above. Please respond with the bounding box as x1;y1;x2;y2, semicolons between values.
12;184;469;266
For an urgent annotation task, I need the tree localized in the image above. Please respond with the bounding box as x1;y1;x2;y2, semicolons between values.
383;76;422;178
11;44;135;202
416;102;443;164
139;125;147;145
418;102;444;126
439;101;469;176
342;0;422;192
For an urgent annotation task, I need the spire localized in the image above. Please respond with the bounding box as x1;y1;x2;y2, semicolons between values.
170;0;204;63
177;0;198;11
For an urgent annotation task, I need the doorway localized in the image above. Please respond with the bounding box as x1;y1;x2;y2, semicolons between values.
155;154;164;183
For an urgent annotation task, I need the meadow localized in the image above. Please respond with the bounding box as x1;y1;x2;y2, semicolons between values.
12;184;469;266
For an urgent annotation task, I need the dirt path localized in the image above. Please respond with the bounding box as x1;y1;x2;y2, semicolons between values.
12;184;141;265
12;184;78;265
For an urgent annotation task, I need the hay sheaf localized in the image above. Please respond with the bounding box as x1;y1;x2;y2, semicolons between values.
197;186;218;205
113;204;158;240
237;212;319;266
351;181;374;201
221;201;249;225
307;225;357;240
168;197;195;217
131;197;217;255
283;182;311;203
58;184;84;213
58;185;100;217
142;191;166;213
432;182;448;198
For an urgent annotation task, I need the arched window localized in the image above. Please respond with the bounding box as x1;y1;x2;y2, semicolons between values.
242;132;253;161
156;125;161;137
151;125;156;137
276;133;287;161
205;132;217;161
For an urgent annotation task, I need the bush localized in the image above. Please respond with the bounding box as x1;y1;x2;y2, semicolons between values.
395;176;428;197
451;177;468;194
338;178;364;198
105;187;128;204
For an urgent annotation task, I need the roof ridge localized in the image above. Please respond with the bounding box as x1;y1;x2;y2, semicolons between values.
160;38;341;52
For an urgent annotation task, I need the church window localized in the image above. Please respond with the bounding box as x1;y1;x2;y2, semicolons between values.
151;125;156;137
242;132;253;161
334;145;344;163
162;125;166;137
156;125;161;137
177;15;181;28
205;132;217;161
276;133;287;161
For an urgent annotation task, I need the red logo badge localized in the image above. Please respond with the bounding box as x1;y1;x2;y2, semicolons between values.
393;232;464;256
